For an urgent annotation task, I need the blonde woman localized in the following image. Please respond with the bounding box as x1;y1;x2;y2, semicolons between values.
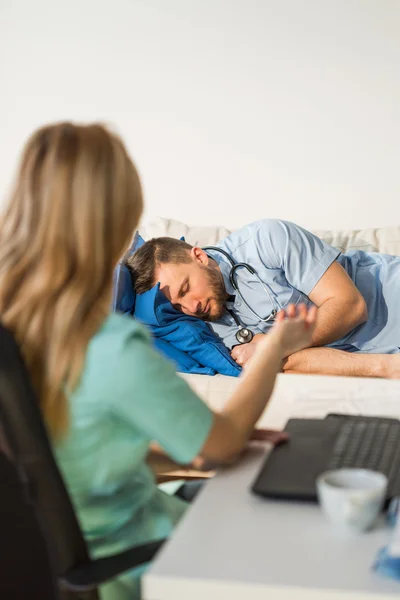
0;123;316;600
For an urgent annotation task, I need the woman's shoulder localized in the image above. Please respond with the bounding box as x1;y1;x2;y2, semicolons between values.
86;313;152;370
98;312;150;343
71;314;153;404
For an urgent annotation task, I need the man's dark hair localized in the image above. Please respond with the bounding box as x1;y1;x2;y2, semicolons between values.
125;237;193;294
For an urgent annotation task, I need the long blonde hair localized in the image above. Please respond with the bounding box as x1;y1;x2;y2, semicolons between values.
0;122;143;438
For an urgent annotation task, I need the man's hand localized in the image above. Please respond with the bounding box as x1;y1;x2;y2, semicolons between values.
231;334;265;367
231;343;257;366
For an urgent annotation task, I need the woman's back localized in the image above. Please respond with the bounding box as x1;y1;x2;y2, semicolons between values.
0;123;210;599
55;312;212;599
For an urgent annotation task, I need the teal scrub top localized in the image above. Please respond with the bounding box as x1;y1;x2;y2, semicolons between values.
54;313;213;600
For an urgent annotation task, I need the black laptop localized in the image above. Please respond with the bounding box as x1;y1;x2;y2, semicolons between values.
251;414;400;502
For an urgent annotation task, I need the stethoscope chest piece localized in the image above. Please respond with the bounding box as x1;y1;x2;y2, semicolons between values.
236;327;254;344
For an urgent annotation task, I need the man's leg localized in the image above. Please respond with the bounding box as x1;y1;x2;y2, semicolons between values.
283;347;400;378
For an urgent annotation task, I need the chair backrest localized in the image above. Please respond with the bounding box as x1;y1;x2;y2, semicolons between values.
0;451;59;599
0;325;91;580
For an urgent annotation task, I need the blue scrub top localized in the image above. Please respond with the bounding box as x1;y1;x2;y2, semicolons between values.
208;219;400;354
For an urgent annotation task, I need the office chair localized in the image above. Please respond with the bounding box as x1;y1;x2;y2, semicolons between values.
0;449;59;599
0;324;165;599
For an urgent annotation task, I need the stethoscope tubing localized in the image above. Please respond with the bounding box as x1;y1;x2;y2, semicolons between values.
203;246;282;344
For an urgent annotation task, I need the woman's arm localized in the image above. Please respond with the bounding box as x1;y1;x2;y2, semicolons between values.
199;305;316;464
111;305;315;471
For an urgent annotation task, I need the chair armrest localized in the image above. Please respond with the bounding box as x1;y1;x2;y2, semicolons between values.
59;539;165;592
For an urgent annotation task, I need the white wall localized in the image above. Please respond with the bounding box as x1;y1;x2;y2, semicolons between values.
1;0;400;231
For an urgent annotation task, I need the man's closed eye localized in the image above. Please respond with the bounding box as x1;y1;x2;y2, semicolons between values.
179;282;190;298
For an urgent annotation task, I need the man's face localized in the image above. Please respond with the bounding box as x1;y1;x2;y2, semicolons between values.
156;249;227;321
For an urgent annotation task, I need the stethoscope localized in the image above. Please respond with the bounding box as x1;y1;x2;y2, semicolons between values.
203;246;282;344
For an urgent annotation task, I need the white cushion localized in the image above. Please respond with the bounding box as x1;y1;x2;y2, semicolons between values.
140;216;400;256
181;372;400;428
140;216;231;248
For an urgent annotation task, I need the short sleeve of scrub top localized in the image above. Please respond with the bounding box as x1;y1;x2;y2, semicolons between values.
97;314;213;464
251;219;340;296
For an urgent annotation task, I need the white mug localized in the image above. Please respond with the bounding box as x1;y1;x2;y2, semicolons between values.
316;469;388;532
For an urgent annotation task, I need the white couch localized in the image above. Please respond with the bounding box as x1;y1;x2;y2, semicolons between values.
140;217;400;428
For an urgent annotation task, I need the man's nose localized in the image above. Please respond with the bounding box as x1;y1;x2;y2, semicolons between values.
183;297;201;315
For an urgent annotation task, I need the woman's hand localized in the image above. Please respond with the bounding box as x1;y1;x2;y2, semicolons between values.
268;303;317;358
250;428;289;445
232;305;316;367
192;428;289;470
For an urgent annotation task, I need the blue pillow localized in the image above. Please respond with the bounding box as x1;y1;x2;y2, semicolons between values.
134;283;241;377
112;232;145;314
153;338;217;375
112;233;186;314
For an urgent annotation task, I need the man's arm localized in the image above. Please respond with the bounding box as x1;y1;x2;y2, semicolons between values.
307;261;367;347
282;346;397;378
252;220;367;348
232;335;400;378
231;265;367;366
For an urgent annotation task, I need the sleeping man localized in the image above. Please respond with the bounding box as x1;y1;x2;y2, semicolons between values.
127;219;400;379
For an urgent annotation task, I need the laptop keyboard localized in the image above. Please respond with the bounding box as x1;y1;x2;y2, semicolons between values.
327;417;400;493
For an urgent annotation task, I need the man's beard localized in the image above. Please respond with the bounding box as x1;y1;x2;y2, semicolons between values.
195;265;227;322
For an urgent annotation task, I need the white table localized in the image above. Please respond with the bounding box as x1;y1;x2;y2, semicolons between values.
144;446;400;600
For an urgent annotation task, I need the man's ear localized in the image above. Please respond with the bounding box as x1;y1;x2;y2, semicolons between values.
190;246;209;265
